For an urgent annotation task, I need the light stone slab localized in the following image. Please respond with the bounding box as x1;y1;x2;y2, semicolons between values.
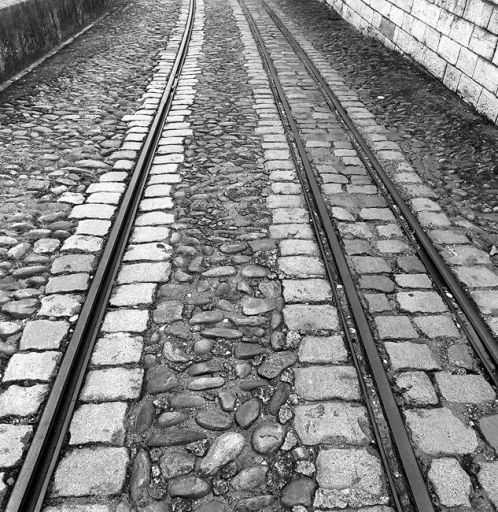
91;333;143;366
69;402;127;445
20;320;69;350
295;402;370;445
52;447;128;497
0;384;48;417
81;368;143;401
3;351;60;382
102;309;149;333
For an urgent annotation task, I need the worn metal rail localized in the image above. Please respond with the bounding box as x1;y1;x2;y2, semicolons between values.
5;1;196;510
262;0;498;388
239;1;443;510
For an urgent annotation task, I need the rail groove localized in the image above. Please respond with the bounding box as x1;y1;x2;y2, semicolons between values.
239;0;437;510
5;1;196;509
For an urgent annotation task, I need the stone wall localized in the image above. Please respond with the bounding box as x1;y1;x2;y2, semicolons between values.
0;0;113;83
324;0;498;124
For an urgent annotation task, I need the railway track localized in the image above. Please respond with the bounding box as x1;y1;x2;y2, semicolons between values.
238;0;497;510
1;0;496;509
4;1;196;510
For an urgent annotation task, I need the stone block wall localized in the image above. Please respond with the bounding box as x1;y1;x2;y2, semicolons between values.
324;0;498;124
0;0;114;83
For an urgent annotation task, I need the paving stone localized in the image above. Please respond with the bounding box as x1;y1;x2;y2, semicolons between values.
283;304;338;331
385;342;440;371
61;235;103;253
396;291;446;313
20;320;69;350
272;207;308;224
81;368;143;401
91;333;143;366
435;373;496;403
298;335;348;363
295;366;360;400
0;424;32;467
39;294;82;317
3;351;60;382
117;262;171;283
418;211;451;227
394;274;432;289
359;208;395;221
478;462;498;507
375;316;418;339
364;293;391;312
110;283;157;306
359;275;395;292
53;447;128;496
376;240;411;254
131;226;170;243
295;402;370;445
441;246;490;265
454;266;498;288
278;256;325;277
0;384;48;417
395;371;438;406
51;255;95;274
124;242;172;261
351;256;391;274
405;407;478;455
76;220;111;237
314;448;386;509
282;279;331;302
479;415;498;451
428;458;471;507
69;402;127;445
338;222;374;239
470;290;498;314
135;212;175;226
269;224;314;239
46;273;89;294
413;315;459;338
102;309;149;333
428;230;469;245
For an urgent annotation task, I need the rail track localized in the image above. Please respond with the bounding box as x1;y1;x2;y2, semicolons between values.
4;1;196;510
238;0;498;510
2;0;496;510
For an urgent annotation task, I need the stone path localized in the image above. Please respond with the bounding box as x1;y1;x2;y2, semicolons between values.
0;0;497;510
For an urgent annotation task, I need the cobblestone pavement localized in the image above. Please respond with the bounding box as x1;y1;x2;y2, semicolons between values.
1;0;498;509
270;0;498;252
0;0;183;503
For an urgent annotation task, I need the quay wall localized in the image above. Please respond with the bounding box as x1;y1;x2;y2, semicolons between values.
0;0;113;83
323;0;498;124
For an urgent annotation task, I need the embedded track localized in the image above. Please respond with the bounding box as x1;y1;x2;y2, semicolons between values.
238;0;498;511
4;1;196;510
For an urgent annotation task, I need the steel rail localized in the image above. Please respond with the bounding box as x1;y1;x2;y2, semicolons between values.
5;1;196;510
238;1;435;511
260;0;498;388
